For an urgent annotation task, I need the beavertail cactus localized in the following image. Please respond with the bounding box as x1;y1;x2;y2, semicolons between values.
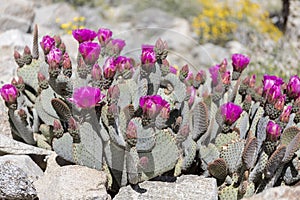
2;25;300;198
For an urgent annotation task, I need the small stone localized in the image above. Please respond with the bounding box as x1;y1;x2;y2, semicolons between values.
114;175;217;200
34;156;111;200
0;155;43;181
0;162;37;200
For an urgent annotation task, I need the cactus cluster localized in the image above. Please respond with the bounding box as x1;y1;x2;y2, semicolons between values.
2;25;300;198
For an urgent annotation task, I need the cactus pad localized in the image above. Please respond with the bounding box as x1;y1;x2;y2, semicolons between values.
208;158;228;181
220;140;245;174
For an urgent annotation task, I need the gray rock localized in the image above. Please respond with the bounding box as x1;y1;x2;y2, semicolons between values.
34;2;81;34
0;155;43;181
0;162;37;200
191;43;230;68
0;0;35;33
0;29;33;84
0;134;52;155
114;175;218;200
34;157;111;200
243;185;300;200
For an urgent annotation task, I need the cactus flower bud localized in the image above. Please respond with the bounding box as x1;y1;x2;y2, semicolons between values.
40;35;55;54
68;117;79;131
266;121;281;142
179;64;189;82
68;86;105;108
79;41;101;66
139;156;149;169
186;86;196;107
262;74;284;97
0;84;18;104
97;28;113;46
53;35;62;47
232;53;250;73
221;71;231;85
107;85;120;100
103;57;117;79
280;105;292;123
249;74;256;88
53;119;63;131
91;64;102;80
59;42;66;54
72;28;97;43
11;78;18;86
62;52;72;70
219;58;227;73
274;95;286;111
23;45;31;55
141;44;156;65
107;39;126;55
287;75;300;100
194;70;206;88
139;95;170;119
14;50;21;59
37;72;46;82
184;71;194;86
126;121;137;139
220;102;243;125
209;64;220;86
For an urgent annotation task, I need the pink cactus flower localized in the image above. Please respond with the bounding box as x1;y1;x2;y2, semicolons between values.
114;56;133;72
287;75;300;100
97;28;113;46
139;95;170;118
231;53;250;72
266;120;281;142
0;84;18;104
68;86;105;108
72;28;97;43
47;47;62;65
103;57;117;79
220;102;243;125
79;42;101;65
141;44;156;65
40;35;55;54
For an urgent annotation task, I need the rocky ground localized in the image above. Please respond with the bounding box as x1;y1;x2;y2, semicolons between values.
0;0;300;199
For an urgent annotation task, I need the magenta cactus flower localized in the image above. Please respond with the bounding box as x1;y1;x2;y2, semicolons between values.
141;44;156;65
109;39;126;54
97;28;113;46
209;64;220;86
287;75;300;100
139;95;170;118
103;57;117;79
79;42;101;65
47;47;62;65
114;56;133;72
40;35;55;54
267;85;282;104
263;75;284;94
220;102;243;125
266;121;281;142
68;86;105;108
231;53;250;72
72;28;97;43
0;84;18;104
